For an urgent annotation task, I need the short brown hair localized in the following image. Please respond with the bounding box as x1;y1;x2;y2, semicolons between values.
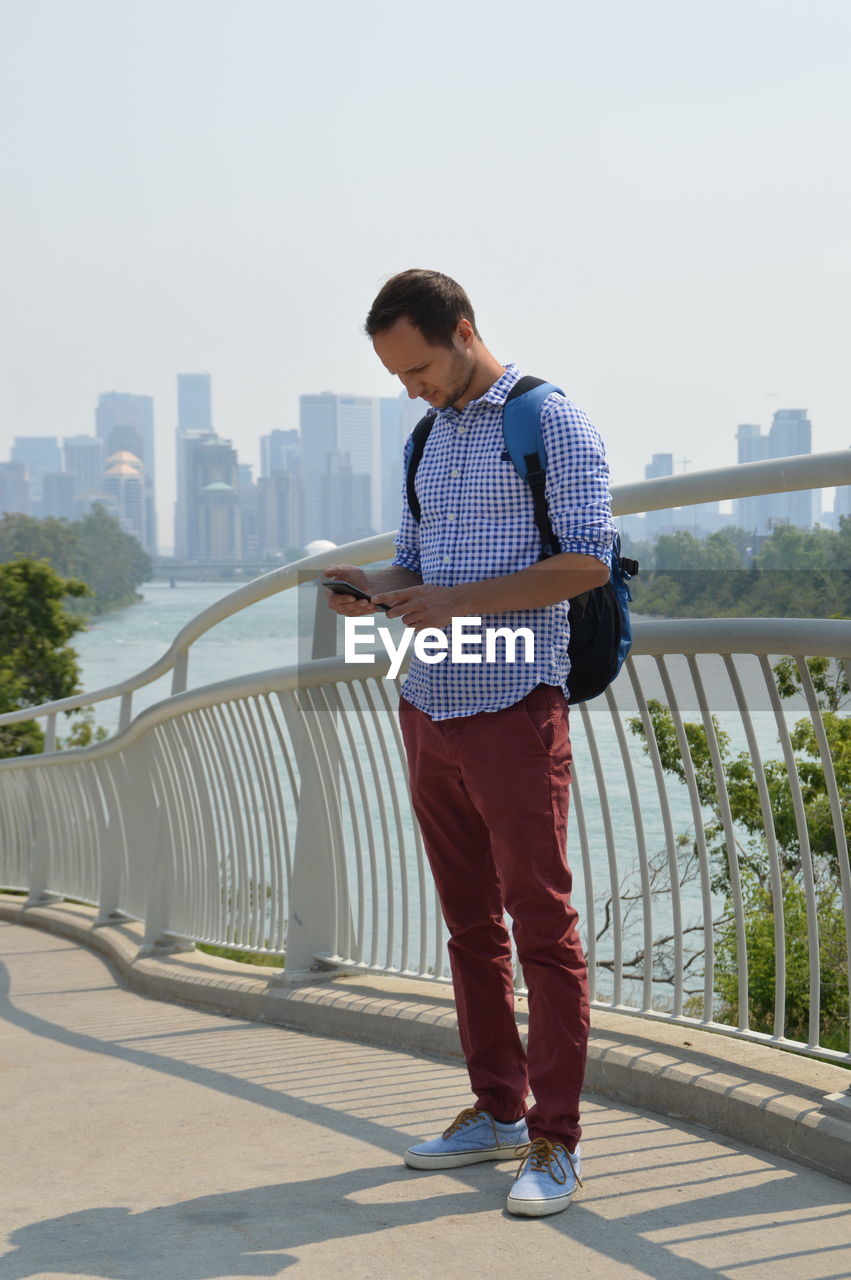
365;269;479;347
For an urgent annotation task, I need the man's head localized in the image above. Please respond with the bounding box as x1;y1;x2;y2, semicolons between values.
365;269;480;348
366;269;484;410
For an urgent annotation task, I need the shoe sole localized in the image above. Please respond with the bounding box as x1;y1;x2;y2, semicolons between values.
404;1144;528;1170
505;1188;577;1217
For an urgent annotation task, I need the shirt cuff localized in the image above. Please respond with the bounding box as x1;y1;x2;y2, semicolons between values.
558;539;613;566
392;548;421;573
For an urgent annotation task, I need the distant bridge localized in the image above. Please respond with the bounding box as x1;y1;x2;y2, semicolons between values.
147;560;289;581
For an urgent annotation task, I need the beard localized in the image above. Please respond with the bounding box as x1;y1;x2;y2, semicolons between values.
437;351;476;409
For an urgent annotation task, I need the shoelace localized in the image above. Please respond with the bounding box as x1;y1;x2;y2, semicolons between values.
442;1107;486;1138
514;1138;584;1187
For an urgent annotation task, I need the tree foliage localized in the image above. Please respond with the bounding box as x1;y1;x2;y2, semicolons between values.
629;657;850;1048
629;518;851;619
0;559;98;757
0;507;152;614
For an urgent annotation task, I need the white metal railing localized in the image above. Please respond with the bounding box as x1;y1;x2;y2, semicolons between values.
1;622;848;1062
1;448;849;743
1;450;850;1065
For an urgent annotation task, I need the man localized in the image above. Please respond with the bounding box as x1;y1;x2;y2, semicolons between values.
324;269;614;1217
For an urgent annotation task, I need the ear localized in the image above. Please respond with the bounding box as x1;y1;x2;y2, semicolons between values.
455;318;475;348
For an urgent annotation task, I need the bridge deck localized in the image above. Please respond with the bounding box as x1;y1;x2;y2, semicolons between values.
2;921;850;1280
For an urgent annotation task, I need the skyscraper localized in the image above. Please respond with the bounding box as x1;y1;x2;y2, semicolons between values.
260;429;299;478
177;374;212;433
95;393;157;553
643;452;674;538
175;374;215;559
734;414;813;534
63;436;104;505
299;393;339;545
769;410;814;530
181;435;242;562
10;437;61;513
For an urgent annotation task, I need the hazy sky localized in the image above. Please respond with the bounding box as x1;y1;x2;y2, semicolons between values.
2;0;849;548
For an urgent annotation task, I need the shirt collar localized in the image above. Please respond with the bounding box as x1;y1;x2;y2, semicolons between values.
439;363;521;418
474;362;522;408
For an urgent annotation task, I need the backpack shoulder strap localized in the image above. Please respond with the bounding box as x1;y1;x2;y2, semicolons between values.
405;409;437;523
503;376;564;560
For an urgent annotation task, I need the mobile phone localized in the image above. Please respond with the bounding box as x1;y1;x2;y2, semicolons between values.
319;579;391;612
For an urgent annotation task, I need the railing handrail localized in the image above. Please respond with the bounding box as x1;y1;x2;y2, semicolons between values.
1;447;848;730
2;616;848;774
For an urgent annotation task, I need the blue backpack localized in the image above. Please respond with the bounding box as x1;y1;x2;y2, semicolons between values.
405;375;638;704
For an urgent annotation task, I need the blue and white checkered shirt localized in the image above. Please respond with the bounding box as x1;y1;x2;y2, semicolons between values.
392;363;615;720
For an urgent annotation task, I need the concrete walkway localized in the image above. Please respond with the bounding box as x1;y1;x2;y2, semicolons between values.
2;921;850;1280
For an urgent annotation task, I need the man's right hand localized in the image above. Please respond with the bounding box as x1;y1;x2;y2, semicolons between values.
321;564;381;616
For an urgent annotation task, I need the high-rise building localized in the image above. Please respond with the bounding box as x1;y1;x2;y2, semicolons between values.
177;374;212;433
174;375;215;559
769;410;814;530
181;434;241;561
260;429;299;478
643;453;674;538
258;471;302;557
299;391;423;545
734;412;814;534
95;393;157;553
11;437;61;513
42;472;76;521
104;451;146;543
337;396;380;531
734;424;769;534
63;436;104;503
0;462;29;515
299;394;340;545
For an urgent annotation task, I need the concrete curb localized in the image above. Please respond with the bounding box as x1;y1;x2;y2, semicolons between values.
2;894;850;1185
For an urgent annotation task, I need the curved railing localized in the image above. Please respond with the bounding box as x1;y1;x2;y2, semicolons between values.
2;448;849;746
1;450;850;1066
1;618;849;1063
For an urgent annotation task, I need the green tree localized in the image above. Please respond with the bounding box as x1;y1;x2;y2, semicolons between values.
0;506;152;614
632;519;851;620
0;559;97;757
629;658;850;1047
0;513;83;579
75;504;152;610
714;872;849;1051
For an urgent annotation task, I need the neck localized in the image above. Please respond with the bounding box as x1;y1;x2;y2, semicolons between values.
453;345;506;410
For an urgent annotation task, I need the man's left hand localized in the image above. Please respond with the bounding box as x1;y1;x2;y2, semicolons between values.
370;584;464;631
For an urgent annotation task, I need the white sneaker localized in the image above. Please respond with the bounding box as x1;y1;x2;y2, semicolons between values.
506;1139;583;1217
404;1108;529;1170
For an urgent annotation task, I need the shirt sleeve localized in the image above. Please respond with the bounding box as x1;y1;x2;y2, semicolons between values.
540;394;615;566
392;432;422;574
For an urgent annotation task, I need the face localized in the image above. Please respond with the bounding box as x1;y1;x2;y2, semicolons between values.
372;317;476;410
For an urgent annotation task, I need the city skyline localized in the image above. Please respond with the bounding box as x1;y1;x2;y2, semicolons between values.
1;366;844;558
1;0;849;539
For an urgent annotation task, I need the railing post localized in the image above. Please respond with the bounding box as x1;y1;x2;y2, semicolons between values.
24;774;62;906
172;649;189;695
44;713;57;754
95;760;123;925
130;738;189;955
275;688;350;978
312;583;338;659
118;691;133;734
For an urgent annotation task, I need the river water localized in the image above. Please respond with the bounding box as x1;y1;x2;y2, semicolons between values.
70;581;801;1005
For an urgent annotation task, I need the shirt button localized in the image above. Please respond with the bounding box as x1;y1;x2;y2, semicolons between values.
447;513;455;521
451;468;459;478
443;555;451;564
457;425;466;434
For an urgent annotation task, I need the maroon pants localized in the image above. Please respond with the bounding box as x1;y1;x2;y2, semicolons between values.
399;683;588;1149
